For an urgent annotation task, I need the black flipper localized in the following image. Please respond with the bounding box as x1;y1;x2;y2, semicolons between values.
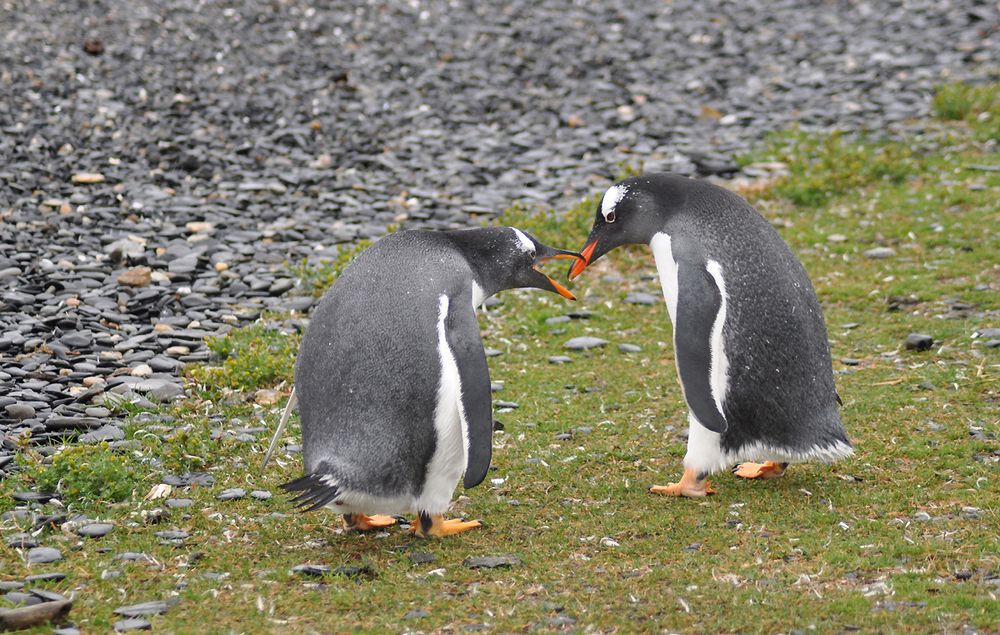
674;255;728;434
281;473;341;512
444;289;493;489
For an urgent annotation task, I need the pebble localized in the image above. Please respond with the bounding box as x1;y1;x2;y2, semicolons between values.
165;498;193;508
79;425;125;444
250;490;272;500
618;343;642;353
463;555;522;569
114;618;152;632
905;333;934;352
77;523;114;538
564;336;608;350
26;547;62;564
624;292;658;305
409;552;437;564
864;247;896;259
5;403;35;420
548;356;572;364
217;488;246;501
6;533;38;549
114;600;174;617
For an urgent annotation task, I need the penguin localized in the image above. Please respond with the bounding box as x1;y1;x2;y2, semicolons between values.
276;227;582;536
568;173;852;497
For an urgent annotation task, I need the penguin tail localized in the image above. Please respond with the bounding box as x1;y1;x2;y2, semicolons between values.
280;473;341;512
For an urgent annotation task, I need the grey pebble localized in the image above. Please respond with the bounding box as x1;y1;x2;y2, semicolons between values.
79;424;125;443
408;552;437;564
618;343;641;353
905;333;934;352
624;292;658;305
250;490;272;500
216;488;245;501
114;618;152;632
165;498;193;508
114;600;175;617
548;356;572;364
545;315;571;324
5;403;35;420
863;247;896;259
463;555;522;569
26;547;62;563
564;336;608;350
404;609;430;620
77;523;114;538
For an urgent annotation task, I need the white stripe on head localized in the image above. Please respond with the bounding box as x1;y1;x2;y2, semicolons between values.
511;228;535;253
601;184;628;221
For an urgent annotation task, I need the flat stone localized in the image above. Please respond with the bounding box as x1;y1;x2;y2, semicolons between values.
564;336;608;351
165;498;193;508
408;552;437;564
292;564;330;577
624;292;658;305
618;343;641;353
463;555;521;569
216;488;245;501
250;490;272;500
905;333;934;352
79;424;125;443
863;247;896;259
0;597;73;630
114;618;152;632
26;547;62;564
548;356;572;364
77;523;114;538
6;533;39;549
5;403;35;420
114;600;174;617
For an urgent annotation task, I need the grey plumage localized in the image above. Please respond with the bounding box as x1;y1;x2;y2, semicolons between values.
283;227;579;517
573;174;850;469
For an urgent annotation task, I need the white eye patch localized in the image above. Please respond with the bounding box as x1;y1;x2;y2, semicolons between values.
512;228;535;253
601;184;627;222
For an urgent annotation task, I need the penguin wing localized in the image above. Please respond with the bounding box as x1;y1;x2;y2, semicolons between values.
674;257;728;434
445;291;493;488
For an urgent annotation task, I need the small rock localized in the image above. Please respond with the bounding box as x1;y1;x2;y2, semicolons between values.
564;337;608;351
864;247;896;259
5;403;35;420
114;600;174;617
0;598;73;631
117;267;152;287
913;511;932;522
114;618;152;632
77;523;114;538
71;173;105;184
618;343;641;353
545;316;571;325
408;552;437;564
463;555;521;569
165;498;193;508
130;364;153;377
254;389;279;406
404;609;430;620
960;506;982;519
548;356;572;364
216;488;245;501
26;547;62;564
79;424;125;443
624;292;658;305
6;533;37;549
250;490;272;500
905;333;933;352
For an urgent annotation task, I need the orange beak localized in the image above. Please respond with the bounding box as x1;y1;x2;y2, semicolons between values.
533;252;581;301
569;241;597;280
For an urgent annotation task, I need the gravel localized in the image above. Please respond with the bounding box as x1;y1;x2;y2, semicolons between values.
1;0;997;475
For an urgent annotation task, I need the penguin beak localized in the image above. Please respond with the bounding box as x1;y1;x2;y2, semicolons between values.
533;250;584;301
568;240;598;280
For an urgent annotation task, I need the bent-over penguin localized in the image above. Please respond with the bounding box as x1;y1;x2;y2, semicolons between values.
568;173;851;497
279;227;582;536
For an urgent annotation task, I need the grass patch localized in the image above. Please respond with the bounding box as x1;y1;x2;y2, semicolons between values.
1;84;998;632
18;443;145;509
932;81;1000;140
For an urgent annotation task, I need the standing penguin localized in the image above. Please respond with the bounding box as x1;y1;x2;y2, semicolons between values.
278;227;582;536
568;174;851;497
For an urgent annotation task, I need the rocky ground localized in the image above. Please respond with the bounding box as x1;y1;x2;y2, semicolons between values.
1;0;998;470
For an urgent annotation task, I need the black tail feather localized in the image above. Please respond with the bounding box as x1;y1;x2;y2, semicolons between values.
280;473;341;513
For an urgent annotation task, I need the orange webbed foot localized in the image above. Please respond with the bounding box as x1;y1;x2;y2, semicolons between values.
344;513;397;532
649;468;716;497
410;514;481;538
733;461;787;479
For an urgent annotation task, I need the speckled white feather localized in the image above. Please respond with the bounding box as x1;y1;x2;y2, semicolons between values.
511;228;535;253
601;184;628;221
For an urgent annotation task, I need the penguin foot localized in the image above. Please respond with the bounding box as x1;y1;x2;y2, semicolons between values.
649;468;715;497
411;513;481;538
343;513;397;532
733;461;787;479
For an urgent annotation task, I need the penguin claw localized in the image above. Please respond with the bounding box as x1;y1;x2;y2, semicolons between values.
733;461;787;479
648;467;715;497
410;514;482;538
649;482;715;497
344;513;397;532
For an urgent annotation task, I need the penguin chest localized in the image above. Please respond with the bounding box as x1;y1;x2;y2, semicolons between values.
649;232;731;420
414;295;471;513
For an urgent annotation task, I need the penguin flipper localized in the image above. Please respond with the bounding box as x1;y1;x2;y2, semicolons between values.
445;291;493;489
674;258;728;434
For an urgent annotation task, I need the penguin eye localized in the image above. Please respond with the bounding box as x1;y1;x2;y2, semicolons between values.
606;210;616;223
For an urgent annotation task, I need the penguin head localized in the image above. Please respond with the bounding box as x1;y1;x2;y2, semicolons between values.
569;174;688;279
453;227;583;300
504;228;583;300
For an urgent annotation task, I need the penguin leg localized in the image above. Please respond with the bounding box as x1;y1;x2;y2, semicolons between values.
649;468;716;498
733;461;788;479
410;512;481;538
343;513;397;532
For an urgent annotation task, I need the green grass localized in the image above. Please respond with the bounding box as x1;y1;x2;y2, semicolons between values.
2;84;998;632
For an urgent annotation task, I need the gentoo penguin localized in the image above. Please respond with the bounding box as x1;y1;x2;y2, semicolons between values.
568;174;851;497
279;227;582;536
